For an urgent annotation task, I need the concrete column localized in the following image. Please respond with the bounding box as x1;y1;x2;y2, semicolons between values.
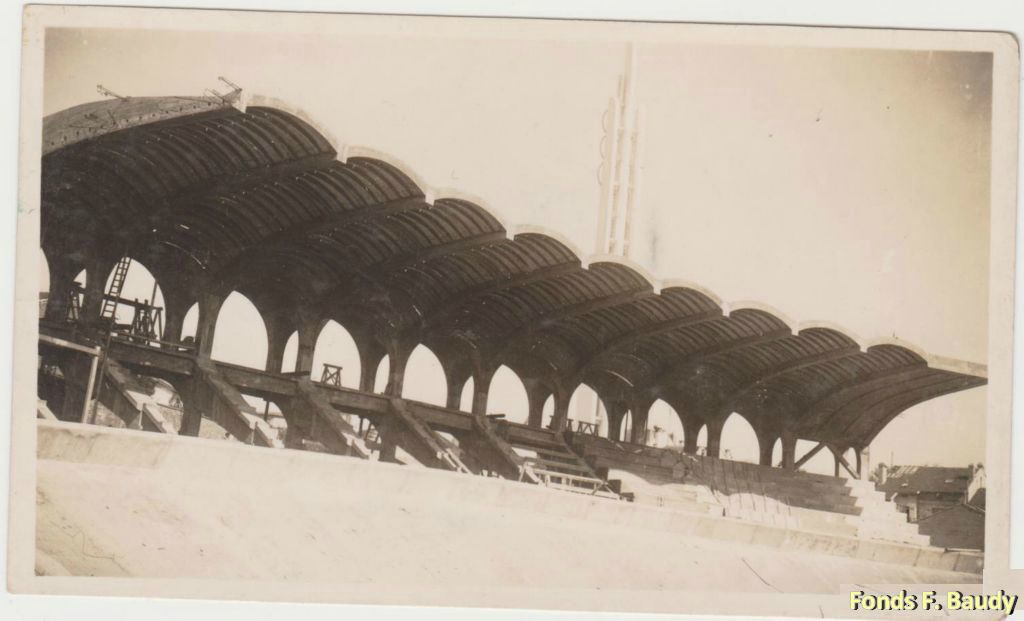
705;417;724;458
81;255;118;323
356;339;386;393
264;316;294;374
605;401;626;441
628;398;652;445
194;290;226;359
176;379;202;437
757;429;778;466
549;388;571;431
384;339;415;397
441;359;470;410
522;378;551;428
161;297;192;344
680;413;703;455
294;318;322;377
445;376;466;410
780;430;797;470
43;258;81;322
832;446;842;478
855;446;869;480
471;369;494;416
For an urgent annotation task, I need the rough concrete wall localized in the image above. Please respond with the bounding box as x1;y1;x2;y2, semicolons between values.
916;505;985;550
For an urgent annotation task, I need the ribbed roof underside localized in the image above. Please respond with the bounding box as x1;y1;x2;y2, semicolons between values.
40;97;987;448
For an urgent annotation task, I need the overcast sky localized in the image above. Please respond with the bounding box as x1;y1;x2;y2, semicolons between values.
42;23;992;472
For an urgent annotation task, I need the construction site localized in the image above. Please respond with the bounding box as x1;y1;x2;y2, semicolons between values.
33;81;989;595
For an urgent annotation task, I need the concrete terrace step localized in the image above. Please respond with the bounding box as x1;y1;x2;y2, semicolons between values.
37;420;982;578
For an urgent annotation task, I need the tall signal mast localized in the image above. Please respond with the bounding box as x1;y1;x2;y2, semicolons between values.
582;44;644;435
595;43;643;259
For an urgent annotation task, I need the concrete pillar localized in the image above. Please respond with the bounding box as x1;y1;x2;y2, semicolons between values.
294;317;322;377
161;296;192;344
43;257;81;322
81;255;118;323
264;316;294;374
445;376;465;410
855;446;869;480
176;379;202;437
522;378;551;428
356;339;386;393
384;339;415;397
676;410;703;455
194;290;226;359
705;417;724;458
605;401;626;441
471;369;494;416
549;388;571;431
628;398;652;445
833;446;842;478
757;429;778;467
780;430;797;470
441;359;470;410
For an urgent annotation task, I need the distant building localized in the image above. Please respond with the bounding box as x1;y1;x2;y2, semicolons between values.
874;464;985;550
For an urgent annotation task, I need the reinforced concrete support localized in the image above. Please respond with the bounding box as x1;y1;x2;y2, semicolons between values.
356;339;386;393
780;430;797;470
293;315;327;377
628;397;653;445
548;387;572;431
828;444;859;479
705;417;724;458
793;441;826;471
471;369;494;416
161;296;192;344
680;412;703;455
80;254;118;323
855;445;869;480
264;314;295;374
194;290;226;359
442;361;471;411
383;338;416;397
43;257;82;322
376;398;469;471
605;401;626;441
757;428;778;467
522;378;551;428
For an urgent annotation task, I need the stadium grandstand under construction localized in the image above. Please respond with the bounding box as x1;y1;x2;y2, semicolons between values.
33;92;989;587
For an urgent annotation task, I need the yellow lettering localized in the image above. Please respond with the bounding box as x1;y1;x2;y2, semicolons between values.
948;590;963;610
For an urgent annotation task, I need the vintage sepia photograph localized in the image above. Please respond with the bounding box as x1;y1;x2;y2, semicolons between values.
7;4;1023;618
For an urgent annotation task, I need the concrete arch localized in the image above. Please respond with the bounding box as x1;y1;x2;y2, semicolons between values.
210;291;268;369
584;253;660;293
311;320;361;388
658;278;725;308
719;411;759;463
724;300;798;334
247;94;343;154
646;399;684;448
374;355;390;394
103;257;167;327
402;344;448;405
281;331;299;374
488;365;530;423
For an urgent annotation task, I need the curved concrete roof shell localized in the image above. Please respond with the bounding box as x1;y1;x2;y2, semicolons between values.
40;97;987;449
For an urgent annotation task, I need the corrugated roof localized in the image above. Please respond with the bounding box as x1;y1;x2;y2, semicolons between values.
879;465;974;495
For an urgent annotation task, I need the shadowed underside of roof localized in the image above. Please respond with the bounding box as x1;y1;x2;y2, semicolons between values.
39;97;987;449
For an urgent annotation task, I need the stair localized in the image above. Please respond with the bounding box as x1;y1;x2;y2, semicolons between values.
499;423;618;498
